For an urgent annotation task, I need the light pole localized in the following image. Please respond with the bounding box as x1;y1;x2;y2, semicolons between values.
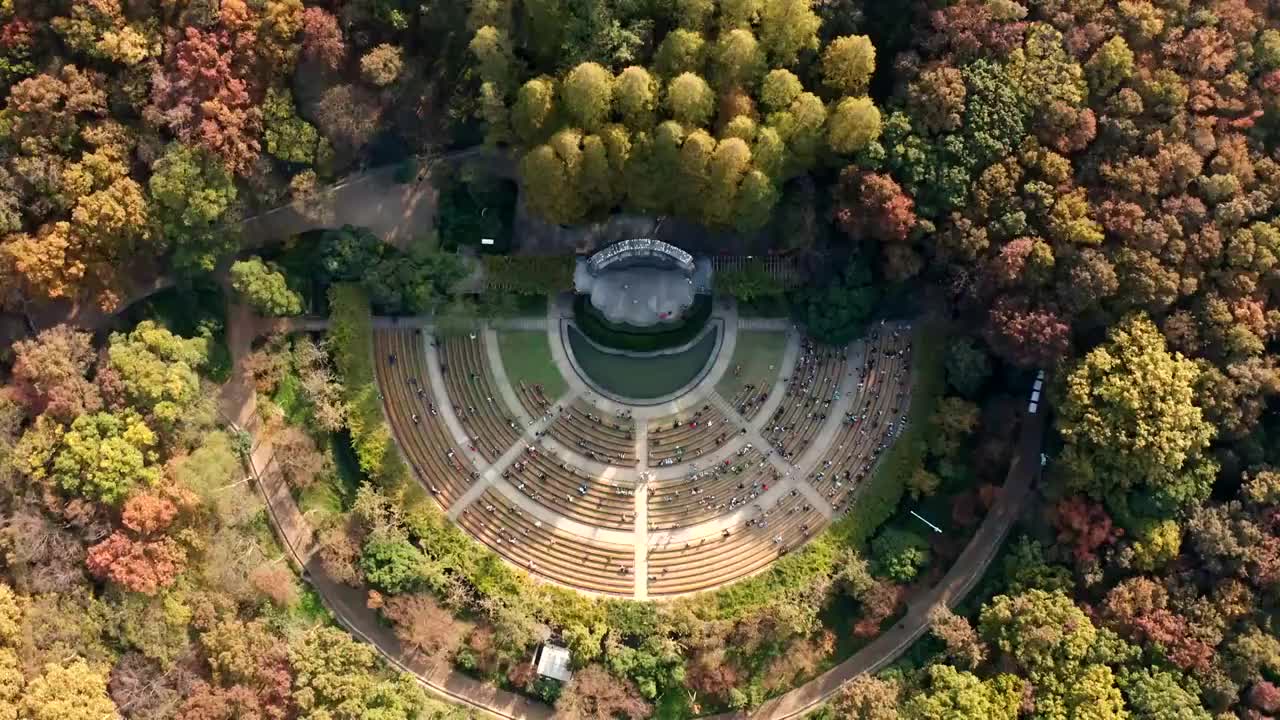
910;510;942;534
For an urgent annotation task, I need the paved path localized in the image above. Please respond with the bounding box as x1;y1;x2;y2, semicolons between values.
491;317;547;331
633;482;650;600
738;317;792;331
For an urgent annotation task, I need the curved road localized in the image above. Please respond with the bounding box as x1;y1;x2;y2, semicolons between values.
222;295;1046;719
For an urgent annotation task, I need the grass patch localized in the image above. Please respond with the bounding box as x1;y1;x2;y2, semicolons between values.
496;331;569;401
716;331;787;399
291;585;333;625
271;370;311;426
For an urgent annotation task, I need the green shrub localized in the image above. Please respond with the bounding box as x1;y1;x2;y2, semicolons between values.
870;527;931;582
482;256;575;293
360;537;428;593
327;284;406;485
715;260;786;301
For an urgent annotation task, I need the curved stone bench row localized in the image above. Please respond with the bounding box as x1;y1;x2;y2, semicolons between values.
647;403;735;463
762;343;848;461
440;337;521;461
504;444;635;529
456;489;635;595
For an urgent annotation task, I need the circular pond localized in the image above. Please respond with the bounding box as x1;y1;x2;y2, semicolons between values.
565;324;719;401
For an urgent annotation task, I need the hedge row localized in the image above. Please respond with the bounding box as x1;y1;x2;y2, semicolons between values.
327;284;406;486
482;256;575;293
573;294;714;352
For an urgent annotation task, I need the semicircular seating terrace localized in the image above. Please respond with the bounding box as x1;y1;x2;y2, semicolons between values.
647;403;736;466
503;442;636;529
370;316;914;599
809;327;913;513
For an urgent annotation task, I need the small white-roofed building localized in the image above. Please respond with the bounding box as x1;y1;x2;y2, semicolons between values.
535;643;573;682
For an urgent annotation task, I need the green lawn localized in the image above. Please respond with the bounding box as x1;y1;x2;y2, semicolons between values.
496;331;568;402
716;331;788;399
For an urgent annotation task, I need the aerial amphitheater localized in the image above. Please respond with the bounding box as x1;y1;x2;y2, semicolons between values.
374;239;914;599
3;0;1274;718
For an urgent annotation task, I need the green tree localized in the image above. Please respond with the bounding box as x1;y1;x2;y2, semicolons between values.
262;88;321;164
319;227;467;314
288;626;425;720
519;142;585;224
701;137;752;226
469;25;514;90
827;96;881;154
822;35;875;95
760;69;803;111
1056;312;1217;517
711;29;764;89
1119;668;1210;720
945;338;992;398
870;527;931;582
979;589;1098;676
148;143;238;272
654;29;706;77
561;62;613;131
1085;36;1134;97
665;72;715;126
48;410;161;504
106;321;208;425
900;664;1021;720
614;67;657;129
512;77;558;145
360;537;427;593
796;256;880;345
20;660;119;720
674;0;714;30
757;0;820;66
978;589;1127;720
230;257;304;316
